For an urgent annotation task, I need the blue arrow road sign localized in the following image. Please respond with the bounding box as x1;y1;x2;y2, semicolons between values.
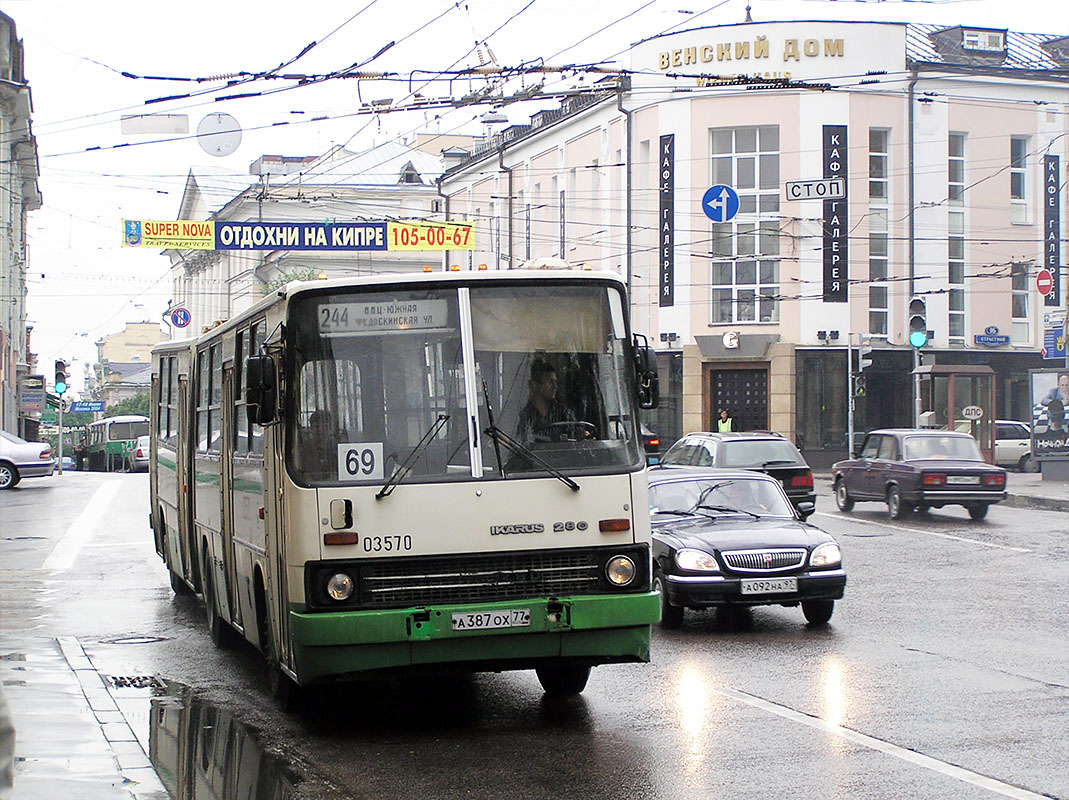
702;185;740;223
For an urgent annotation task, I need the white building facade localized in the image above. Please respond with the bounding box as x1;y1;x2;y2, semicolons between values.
440;20;1069;464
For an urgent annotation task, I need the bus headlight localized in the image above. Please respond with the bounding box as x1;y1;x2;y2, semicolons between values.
326;572;354;601
605;555;636;586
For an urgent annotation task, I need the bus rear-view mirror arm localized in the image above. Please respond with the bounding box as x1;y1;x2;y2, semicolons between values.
633;334;659;410
245;355;278;426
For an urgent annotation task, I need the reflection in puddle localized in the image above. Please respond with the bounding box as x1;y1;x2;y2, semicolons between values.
149;684;296;799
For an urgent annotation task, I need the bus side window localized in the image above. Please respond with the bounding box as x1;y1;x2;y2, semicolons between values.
250;323;265;456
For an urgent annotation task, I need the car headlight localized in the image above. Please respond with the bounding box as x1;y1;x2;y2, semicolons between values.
810;542;842;568
326;572;354;601
606;555;637;586
675;548;720;572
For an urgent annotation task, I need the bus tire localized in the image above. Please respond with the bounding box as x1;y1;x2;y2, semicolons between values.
201;549;237;649
256;573;301;712
535;663;591;697
169;569;193;596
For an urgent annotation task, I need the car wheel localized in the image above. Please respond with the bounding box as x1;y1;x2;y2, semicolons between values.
0;463;18;490
967;503;989;521
802;599;835;626
653;573;683;629
535;663;592;697
834;478;854;512
887;486;912;519
1020;455;1039;474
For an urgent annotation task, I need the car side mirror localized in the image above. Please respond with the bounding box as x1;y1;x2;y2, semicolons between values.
795;501;816;519
245;355;278;425
633;334;660;410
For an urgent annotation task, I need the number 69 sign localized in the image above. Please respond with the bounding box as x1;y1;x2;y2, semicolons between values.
337;442;384;481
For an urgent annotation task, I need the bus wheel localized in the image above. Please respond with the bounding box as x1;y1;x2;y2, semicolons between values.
169;569;193;596
256;577;301;712
535;663;591;697
201;551;237;649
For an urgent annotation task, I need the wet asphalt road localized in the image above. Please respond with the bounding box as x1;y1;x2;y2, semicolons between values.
2;471;1067;800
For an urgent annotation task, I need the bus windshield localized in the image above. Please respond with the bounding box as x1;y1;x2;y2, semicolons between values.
287;282;643;486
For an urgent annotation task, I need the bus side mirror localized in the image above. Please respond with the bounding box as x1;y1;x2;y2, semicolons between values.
246;355;278;425
633;335;660;410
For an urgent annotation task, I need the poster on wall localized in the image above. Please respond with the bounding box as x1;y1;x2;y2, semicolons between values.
1029;368;1069;461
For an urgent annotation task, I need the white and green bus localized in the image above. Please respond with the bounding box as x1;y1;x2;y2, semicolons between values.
149;269;660;703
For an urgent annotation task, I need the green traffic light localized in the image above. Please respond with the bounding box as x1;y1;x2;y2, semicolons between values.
55;381;67;394
908;330;928;348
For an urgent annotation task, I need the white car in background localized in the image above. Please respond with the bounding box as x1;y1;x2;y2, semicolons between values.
994;420;1037;473
0;430;55;489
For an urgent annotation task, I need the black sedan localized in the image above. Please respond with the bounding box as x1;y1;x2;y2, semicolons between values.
648;467;847;628
832;429;1007;521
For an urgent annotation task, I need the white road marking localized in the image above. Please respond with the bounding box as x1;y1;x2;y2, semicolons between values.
813;512;1031;553
716;687;1049;799
42;482;122;571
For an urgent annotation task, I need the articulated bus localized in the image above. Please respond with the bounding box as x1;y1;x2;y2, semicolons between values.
87;414;150;471
149;269;660;703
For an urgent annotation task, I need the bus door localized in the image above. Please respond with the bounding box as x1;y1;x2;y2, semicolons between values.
264;377;292;671
177;375;200;590
219;366;241;629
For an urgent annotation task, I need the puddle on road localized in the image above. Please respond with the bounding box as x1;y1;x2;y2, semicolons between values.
131;681;298;799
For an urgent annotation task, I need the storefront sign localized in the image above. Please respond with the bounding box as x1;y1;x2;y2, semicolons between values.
18;375;45;414
822;125;848;303
1044;155;1061;307
659;134;675;308
1043;328;1067;360
974;325;1010;347
123;220;475;251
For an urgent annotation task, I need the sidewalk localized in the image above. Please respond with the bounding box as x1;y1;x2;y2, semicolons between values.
0;636;166;800
814;469;1069;513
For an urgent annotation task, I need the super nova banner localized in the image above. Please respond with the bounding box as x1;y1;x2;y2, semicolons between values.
122;220;475;251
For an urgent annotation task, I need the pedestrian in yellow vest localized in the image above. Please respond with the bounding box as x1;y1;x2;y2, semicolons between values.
717;408;737;432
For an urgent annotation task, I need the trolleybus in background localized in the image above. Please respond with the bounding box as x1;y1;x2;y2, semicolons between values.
87;414;150;472
149;269;660;704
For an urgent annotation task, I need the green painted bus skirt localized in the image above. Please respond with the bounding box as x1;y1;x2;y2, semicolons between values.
288;592;660;685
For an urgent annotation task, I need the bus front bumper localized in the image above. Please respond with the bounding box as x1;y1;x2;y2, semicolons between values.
288;592;660;685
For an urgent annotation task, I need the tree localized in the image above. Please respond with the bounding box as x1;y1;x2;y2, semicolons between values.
106;392;150;418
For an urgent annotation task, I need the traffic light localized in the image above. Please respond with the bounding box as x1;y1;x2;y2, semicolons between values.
853;374;867;396
54;359;69;395
858;337;873;371
908;297;928;348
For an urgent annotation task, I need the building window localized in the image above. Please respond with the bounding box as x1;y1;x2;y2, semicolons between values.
869;129;889;201
869;286;888;336
709;126;780;324
1011;261;1030;342
711;126;779;215
949;133;965;206
949;211;966;340
1010;136;1028;223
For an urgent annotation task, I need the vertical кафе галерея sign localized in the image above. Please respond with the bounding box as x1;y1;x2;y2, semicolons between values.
823;125;848;303
659;134;675;307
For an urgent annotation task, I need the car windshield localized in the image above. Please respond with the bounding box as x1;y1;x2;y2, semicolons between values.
650;477;794;517
903;435;983;461
721;439;802;467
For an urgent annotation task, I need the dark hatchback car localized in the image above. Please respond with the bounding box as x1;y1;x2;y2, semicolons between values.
659;431;816;511
648;467;846;627
832;429;1007;521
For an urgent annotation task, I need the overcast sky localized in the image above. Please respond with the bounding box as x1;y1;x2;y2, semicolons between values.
5;0;1067;393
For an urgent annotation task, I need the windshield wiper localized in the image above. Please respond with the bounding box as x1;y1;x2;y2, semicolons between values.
376;414;450;499
481;380;506;479
695;504;761;520
483;425;580;492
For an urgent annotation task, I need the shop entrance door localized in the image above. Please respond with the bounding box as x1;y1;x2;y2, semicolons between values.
707;367;768;432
